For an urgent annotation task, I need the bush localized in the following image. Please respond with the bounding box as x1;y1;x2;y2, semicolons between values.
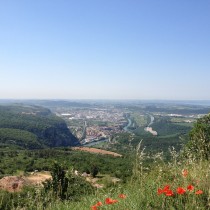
184;114;210;161
43;162;94;201
91;165;99;178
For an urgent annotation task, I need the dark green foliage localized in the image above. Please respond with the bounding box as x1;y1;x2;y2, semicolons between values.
91;165;99;178
0;128;41;149
144;105;210;114
49;162;68;200
0;148;132;180
0;105;79;149
152;117;191;136
184;114;210;160
112;132;186;156
44;162;94;201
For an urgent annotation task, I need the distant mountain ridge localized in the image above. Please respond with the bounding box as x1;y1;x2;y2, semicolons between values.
0;104;80;149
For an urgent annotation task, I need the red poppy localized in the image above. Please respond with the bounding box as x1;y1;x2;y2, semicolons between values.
95;202;102;206
195;190;203;195
91;201;102;209
163;185;170;190
158;185;174;196
162;185;170;193
157;188;163;195
182;169;188;177
177;187;186;194
119;194;126;199
105;198;118;204
187;185;194;191
165;190;174;196
91;206;98;210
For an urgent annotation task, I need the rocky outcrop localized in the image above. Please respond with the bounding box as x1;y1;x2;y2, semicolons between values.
42;123;80;147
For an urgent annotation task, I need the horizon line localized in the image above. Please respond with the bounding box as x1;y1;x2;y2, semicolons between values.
0;98;210;101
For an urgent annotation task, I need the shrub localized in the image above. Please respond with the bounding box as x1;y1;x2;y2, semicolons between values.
184;114;210;161
43;162;94;201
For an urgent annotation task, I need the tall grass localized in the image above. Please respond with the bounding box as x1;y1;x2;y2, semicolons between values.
0;143;209;210
47;143;210;210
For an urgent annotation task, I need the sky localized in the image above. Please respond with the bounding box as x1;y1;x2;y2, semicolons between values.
0;0;210;100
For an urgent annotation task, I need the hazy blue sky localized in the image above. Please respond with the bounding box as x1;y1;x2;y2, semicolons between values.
0;0;210;100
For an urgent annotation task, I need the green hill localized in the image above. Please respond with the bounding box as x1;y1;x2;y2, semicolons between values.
0;104;80;149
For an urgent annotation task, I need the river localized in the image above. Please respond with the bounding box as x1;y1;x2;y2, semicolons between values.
147;114;154;127
144;114;158;135
123;118;132;131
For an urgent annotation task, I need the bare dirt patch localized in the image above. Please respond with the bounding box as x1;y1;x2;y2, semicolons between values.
0;172;52;192
0;176;29;192
72;147;122;157
26;172;52;186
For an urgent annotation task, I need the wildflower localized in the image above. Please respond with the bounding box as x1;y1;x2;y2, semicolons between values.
165;190;174;196
195;190;203;195
157;188;163;195
95;202;102;206
91;206;98;210
187;185;194;191
158;185;174;196
91;201;102;209
177;187;186;195
119;194;126;199
105;198;118;204
182;169;188;177
162;185;170;193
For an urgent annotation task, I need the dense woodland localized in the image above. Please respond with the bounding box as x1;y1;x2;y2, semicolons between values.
0;148;132;181
0;105;79;149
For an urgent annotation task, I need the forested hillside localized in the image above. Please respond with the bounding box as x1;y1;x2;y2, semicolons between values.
0;105;79;149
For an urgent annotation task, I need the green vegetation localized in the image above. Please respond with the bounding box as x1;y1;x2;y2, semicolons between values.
184;113;210;160
0;103;209;210
0;105;79;149
144;105;210;115
0;128;41;149
44;162;94;201
0;142;209;210
129;112;148;128
152;116;192;136
0;148;132;179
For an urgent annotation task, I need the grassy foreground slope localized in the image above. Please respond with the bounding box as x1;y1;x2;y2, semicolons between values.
0;113;209;210
0;145;208;210
50;161;209;210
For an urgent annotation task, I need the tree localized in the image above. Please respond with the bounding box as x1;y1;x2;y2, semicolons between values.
91;165;99;178
185;114;210;161
44;162;94;200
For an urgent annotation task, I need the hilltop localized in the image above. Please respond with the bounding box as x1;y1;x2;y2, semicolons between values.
0;104;80;149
